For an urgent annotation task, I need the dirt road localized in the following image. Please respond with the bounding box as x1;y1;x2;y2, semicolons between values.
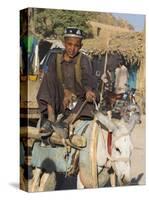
130;114;145;185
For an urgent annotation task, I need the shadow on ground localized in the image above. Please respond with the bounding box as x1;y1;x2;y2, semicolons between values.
9;183;19;189
55;173;77;190
130;173;144;185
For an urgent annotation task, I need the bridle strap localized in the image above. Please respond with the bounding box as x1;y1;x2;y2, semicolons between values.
107;131;112;155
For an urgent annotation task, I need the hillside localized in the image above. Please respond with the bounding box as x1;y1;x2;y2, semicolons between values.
86;12;134;30
20;8;134;39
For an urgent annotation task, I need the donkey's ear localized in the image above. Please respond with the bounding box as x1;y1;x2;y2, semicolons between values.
95;112;117;132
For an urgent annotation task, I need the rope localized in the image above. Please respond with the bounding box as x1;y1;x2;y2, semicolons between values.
70;100;87;125
98;39;110;109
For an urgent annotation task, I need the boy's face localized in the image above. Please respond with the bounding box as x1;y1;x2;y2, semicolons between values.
64;37;82;58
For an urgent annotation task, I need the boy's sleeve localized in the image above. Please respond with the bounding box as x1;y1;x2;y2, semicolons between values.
36;53;57;112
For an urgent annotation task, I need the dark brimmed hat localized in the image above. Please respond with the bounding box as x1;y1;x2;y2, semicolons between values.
64;27;83;39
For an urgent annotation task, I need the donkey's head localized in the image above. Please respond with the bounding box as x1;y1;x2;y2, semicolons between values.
111;127;133;185
122;103;141;124
95;112;133;185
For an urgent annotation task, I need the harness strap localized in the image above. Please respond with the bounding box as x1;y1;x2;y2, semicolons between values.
56;53;63;84
56;52;82;86
107;131;112;155
75;53;82;86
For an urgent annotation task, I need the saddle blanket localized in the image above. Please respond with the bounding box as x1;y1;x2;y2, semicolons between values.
31;120;91;172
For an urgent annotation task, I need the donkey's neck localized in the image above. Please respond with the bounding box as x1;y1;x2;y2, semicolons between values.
126;116;138;133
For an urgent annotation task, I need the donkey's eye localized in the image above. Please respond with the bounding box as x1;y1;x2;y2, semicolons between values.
116;147;121;154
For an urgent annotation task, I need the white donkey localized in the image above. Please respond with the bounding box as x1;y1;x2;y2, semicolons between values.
77;103;141;188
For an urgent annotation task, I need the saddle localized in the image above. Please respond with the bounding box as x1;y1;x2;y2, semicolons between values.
40;119;87;149
31;120;88;176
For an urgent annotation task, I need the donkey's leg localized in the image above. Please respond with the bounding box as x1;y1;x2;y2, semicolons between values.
97;166;110;187
38;171;56;191
107;110;112;120
77;172;84;189
110;172;116;187
20;167;26;191
30;167;42;192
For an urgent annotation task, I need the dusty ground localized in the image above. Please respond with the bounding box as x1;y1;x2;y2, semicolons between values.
130;114;145;185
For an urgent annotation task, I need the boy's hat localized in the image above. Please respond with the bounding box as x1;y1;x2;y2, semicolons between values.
64;27;83;39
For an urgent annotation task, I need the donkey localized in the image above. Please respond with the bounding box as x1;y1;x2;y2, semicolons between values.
77;103;141;188
24;103;141;191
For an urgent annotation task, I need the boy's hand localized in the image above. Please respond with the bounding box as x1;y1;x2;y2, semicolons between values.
86;90;96;102
101;73;108;83
63;89;73;109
